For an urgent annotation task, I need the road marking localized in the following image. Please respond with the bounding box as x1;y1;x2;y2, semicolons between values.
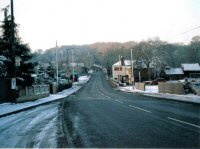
105;96;111;99
129;105;152;113
115;100;123;103
168;117;200;129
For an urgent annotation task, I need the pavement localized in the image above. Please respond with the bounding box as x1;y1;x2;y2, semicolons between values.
118;85;200;104
0;75;91;118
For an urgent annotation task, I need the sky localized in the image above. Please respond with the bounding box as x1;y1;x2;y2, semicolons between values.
0;0;200;51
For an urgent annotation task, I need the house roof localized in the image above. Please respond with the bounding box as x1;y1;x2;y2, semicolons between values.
113;60;155;68
181;63;200;71
165;68;184;75
113;60;135;66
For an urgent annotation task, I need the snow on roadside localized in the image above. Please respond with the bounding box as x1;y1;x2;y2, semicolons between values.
73;75;91;85
0;86;81;116
118;85;200;104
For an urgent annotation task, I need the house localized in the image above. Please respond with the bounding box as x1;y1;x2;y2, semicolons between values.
165;68;184;80
112;57;156;83
112;57;133;84
181;63;200;78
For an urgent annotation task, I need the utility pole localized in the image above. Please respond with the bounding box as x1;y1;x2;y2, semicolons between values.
131;49;134;85
10;0;16;103
56;41;58;89
72;50;75;82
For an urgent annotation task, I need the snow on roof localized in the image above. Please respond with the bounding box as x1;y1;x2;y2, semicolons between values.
113;60;135;66
165;68;184;75
181;63;200;71
113;60;155;68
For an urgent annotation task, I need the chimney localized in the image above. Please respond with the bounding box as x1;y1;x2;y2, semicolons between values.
120;56;125;66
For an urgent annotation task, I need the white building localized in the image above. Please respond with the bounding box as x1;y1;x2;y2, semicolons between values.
112;59;134;84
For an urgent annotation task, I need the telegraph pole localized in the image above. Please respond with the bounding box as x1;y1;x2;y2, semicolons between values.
131;49;134;85
10;0;16;102
72;50;75;82
56;41;58;89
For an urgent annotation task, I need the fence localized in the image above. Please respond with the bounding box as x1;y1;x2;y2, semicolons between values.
158;82;184;95
135;82;145;91
17;85;50;102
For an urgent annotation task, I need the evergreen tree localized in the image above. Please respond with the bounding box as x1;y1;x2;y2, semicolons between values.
46;63;55;78
37;64;45;84
0;6;35;86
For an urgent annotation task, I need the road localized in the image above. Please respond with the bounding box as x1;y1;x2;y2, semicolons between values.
0;71;199;148
62;71;200;148
0;102;67;148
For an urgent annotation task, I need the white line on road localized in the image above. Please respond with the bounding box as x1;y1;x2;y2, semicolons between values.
115;100;123;103
105;96;111;99
129;105;152;113
168;117;200;129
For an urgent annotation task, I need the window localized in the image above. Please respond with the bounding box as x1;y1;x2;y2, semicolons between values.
114;67;122;71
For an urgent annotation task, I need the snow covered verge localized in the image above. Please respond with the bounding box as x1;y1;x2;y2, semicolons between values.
0;75;91;117
118;85;200;104
73;75;91;85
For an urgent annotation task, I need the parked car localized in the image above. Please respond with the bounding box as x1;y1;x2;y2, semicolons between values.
151;78;166;85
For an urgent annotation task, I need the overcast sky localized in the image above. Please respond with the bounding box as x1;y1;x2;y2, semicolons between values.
1;0;200;51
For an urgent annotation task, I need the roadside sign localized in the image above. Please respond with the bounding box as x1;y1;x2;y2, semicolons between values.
15;57;21;66
11;78;16;89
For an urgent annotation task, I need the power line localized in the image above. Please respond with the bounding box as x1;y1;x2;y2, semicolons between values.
179;25;200;35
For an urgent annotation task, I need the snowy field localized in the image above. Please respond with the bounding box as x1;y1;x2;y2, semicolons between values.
0;75;91;117
118;85;200;104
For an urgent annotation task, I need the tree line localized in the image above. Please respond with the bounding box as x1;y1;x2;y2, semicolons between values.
33;36;200;79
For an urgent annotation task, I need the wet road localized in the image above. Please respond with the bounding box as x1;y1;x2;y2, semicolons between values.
62;71;200;148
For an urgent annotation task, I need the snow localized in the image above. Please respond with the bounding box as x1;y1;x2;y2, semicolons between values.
0;55;7;61
78;75;90;83
118;85;200;104
73;75;91;85
181;63;200;71
0;75;91;117
0;104;59;148
113;60;134;66
165;68;184;75
118;85;158;93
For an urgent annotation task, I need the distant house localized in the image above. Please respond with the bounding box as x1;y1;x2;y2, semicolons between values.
112;57;156;83
181;63;200;78
165;68;184;80
112;57;133;84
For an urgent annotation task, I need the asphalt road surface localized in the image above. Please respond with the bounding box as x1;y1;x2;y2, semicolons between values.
62;71;200;148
